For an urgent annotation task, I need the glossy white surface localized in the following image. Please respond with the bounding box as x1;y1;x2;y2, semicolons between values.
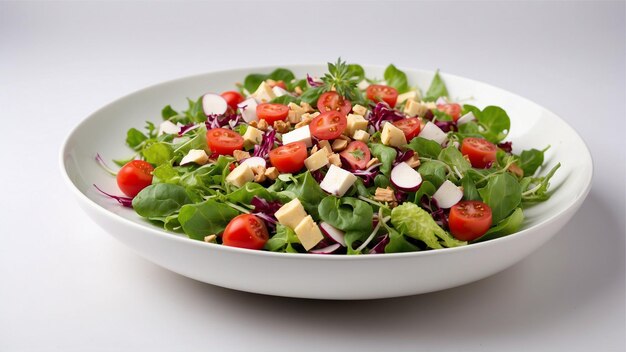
2;1;624;351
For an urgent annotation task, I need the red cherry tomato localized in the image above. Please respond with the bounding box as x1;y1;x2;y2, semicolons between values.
449;201;493;241
222;214;269;250
366;84;399;107
309;111;348;140
220;91;244;110
317;92;351;115
206;128;244;156
116;160;154;197
340;141;371;170
392;118;422;140
256;103;289;125
436;103;462;121
269;142;308;173
461;137;497;168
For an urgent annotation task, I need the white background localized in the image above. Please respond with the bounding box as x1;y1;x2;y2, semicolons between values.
1;1;624;351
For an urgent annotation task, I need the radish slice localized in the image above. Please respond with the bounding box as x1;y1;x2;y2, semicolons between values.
432;180;463;208
435;97;448;105
202;93;228;116
456;111;476;126
310;243;341;254
272;86;290;97
237;98;258;123
390;162;423;192
240;156;266;169
319;222;346;247
418;122;448;145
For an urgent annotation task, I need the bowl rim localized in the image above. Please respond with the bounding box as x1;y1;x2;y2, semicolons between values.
59;64;594;261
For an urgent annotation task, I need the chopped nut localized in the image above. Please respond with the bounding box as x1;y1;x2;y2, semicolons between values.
405;153;421;168
331;139;348;152
310;145;318;155
295;115;314;129
233;150;251;161
274;120;291;133
463;154;471;163
204;234;217;243
264;166;280;180
318;140;332;155
294;86;303;95
337;134;352;141
352;104;368;116
366;157;380;169
248;120;258;128
300;102;314;112
288;111;301;124
374;187;396;203
328;153;342;166
253;166;267;182
257;119;269;131
301;112;320;120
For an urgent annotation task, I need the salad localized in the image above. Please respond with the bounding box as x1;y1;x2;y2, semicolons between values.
95;59;559;255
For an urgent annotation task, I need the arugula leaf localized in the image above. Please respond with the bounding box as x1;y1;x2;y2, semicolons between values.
461;175;481;201
152;164;180;184
406;137;442;159
183;97;206;123
243;68;295;93
142;142;173;166
285;172;327;218
113;156;136;167
424;70;448;101
383;64;410;93
391;202;466;249
368;143;397;176
418;161;448;188
265;224;300;253
126;128;148;149
473;208;524;243
478;173;521;223
161;105;179;120
438;145;471;175
518;148;545;176
132;183;192;218
521;163;560;202
178;199;239;241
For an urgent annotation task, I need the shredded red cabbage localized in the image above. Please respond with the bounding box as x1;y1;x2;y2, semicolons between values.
310;169;326;183
205;112;243;130
250;196;282;231
178;123;201;136
420;195;449;230
498;141;513;153
252;129;278;159
434;120;458;133
368;102;406;131
306;74;323;87
93;184;133;208
393;150;415;167
351;162;381;186
422;109;434;121
369;234;390;254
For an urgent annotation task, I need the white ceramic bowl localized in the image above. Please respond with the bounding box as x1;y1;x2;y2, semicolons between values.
60;65;592;300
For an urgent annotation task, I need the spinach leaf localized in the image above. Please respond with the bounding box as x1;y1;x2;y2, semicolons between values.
390;202;466;249
384;64;410;93
348;64;365;81
418;161;447;188
374;174;390;189
265;224;300;253
285;172;327;218
477;106;510;143
456;121;483;139
478;173;521;223
406;137;442;159
142;142;173;166
518;148;545;176
243;68;295;93
438;145;471;175
473;208;524;243
126;128;148;149
178;199;239;241
172;126;207;157
413;180;437;204
461;175;481;201
384;225;419;253
424;70;448;101
132;183;192;218
368;143;397;176
227;182;280;204
318;196;374;252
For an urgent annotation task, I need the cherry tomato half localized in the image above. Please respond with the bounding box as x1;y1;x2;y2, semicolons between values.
256;103;289;125
340;141;371;170
117;160;154;197
366;84;399;107
436;103;462;121
449;201;493;241
206;128;244;156
220;91;245;110
461;137;497;168
392;118;422;141
222;214;269;250
269;142;308;173
317;92;351;116
309;111;348;140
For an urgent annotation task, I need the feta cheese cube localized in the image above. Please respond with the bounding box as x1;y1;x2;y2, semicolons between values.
352;129;370;142
381;122;407;147
304;149;329;171
281;126;312;147
346;114;369;135
418;121;448;145
251;81;276;103
274;198;308;230
294;215;324;251
357;79;370;90
180;149;209;166
320;165;358;196
238;98;259;123
272;86;290;97
158;120;181;136
396;90;421;104
403;99;428;117
242;125;263;149
225;163;254;188
352;104;368;116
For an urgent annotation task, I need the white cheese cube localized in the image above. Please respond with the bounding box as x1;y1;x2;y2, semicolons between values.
281;126;312;147
274;198;308;230
242;126;264;149
456;111;476;126
251;81;276;103
346;114;369;135
357;79;370;90
418;122;448;145
272;86;290;97
320;165;358;197
225;163;254;188
352;104;368;116
294;215;324;251
352;129;370;142
238;98;258;123
180;149;209;166
158;120;181;136
381;122;407;147
304;149;329;171
396;90;421;105
403;99;428;117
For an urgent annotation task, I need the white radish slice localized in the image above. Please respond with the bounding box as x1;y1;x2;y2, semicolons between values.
435;97;448;105
319;222;346;247
272;86;290;97
456;111;476;126
240;156;266;169
202;93;228;116
310;243;341;254
390;162;423;192
238;98;258;123
432;180;463;209
418;122;448;145
158;120;181;136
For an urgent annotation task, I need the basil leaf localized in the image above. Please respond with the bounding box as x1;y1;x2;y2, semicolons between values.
406;137;442;159
383;64;410;93
126;128;148;149
418;161;447;188
132;183;192;218
473;207;524;243
518;148;545;176
478;173;521;223
368;143;397;176
178;199;239;241
424;70;448;101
